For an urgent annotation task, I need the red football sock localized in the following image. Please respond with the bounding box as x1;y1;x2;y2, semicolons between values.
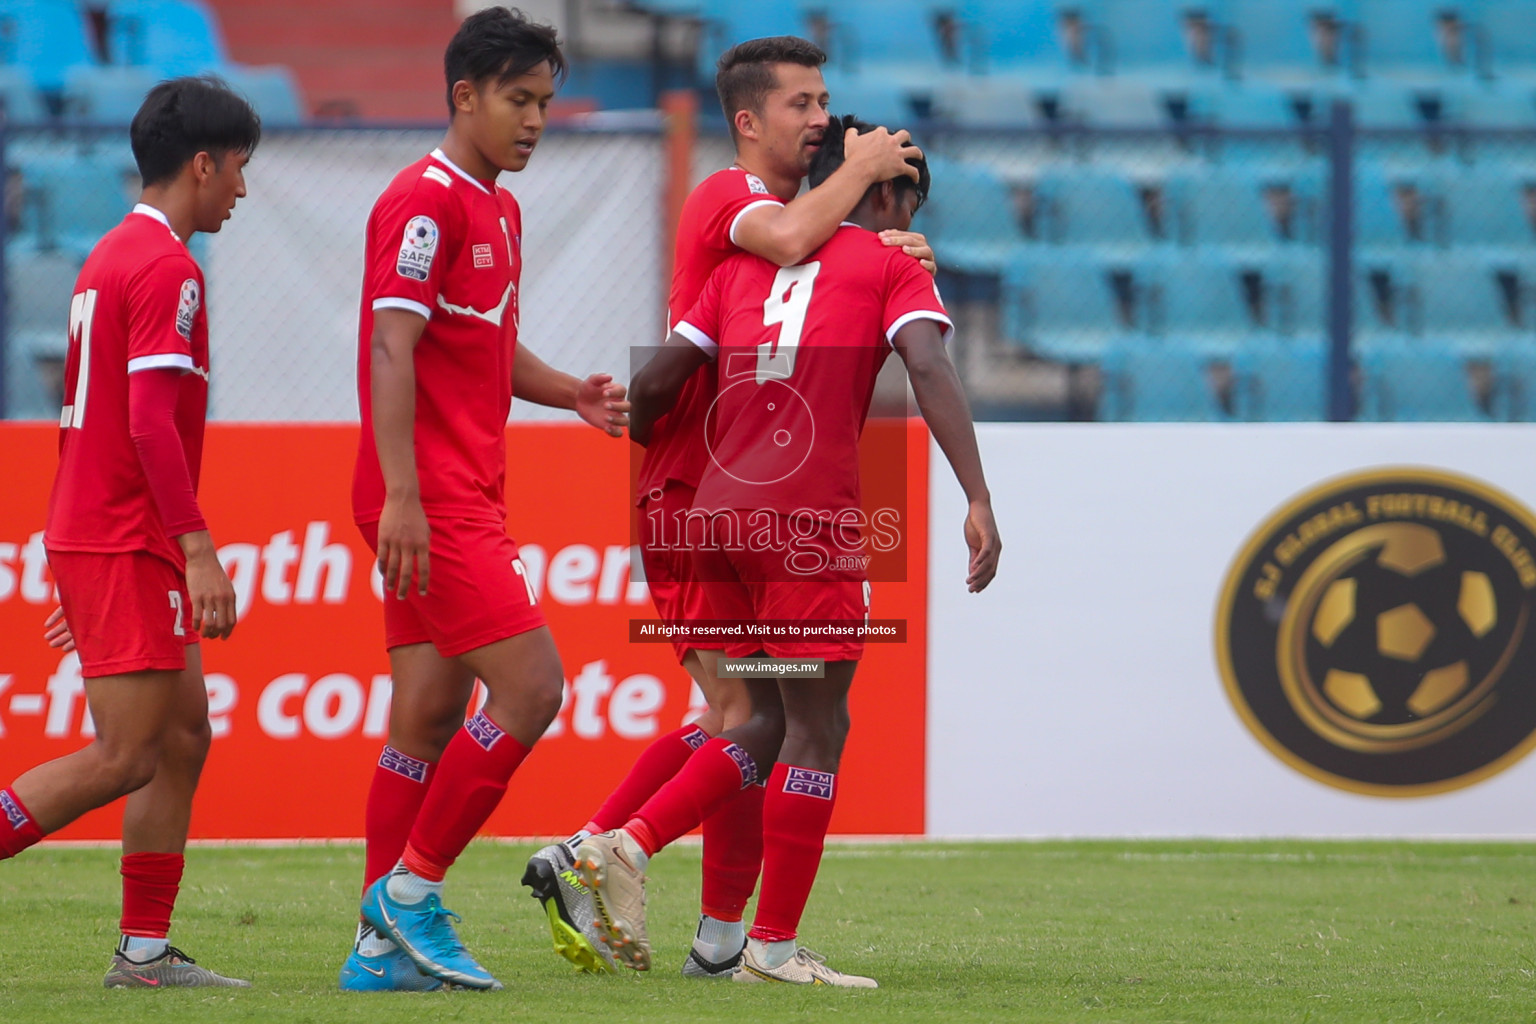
402;710;529;882
749;763;838;943
363;746;437;892
701;782;764;922
0;788;44;860
587;723;711;833
628;738;759;857
119;852;184;938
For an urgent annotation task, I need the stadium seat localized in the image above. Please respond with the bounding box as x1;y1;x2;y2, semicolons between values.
1141;254;1256;356
1055;77;1178;128
62;64;158;124
1358;349;1490;421
1439;81;1536;128
1352;0;1470;77
958;0;1080;73
0;0;95;96
0;64;45;122
1262;253;1326;341
1034;166;1154;248
696;1;804;82
1232;342;1328;420
220;64;306;126
1001;250;1136;363
1471;0;1536;79
1396;254;1521;357
16;151;136;255
1437;165;1534;255
821;69;924;126
1089;0;1209;75
821;0;957;73
1491;347;1536;420
1098;342;1230;421
1166;168;1286;249
916;157;1024;273
105;0;229;77
932;77;1050;127
1220;0;1349;81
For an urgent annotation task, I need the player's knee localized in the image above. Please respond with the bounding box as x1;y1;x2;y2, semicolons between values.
166;716;212;768
523;674;564;731
97;740;162;796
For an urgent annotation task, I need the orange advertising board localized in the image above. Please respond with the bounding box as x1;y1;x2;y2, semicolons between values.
0;421;928;839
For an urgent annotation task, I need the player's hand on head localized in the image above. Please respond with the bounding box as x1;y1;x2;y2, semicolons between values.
964;500;1000;593
185;548;238;640
845;125;923;184
577;373;630;438
379;496;431;598
43;606;76;652
879;230;937;275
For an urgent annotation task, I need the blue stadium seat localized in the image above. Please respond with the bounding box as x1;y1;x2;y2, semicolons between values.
916;157;1024;273
1099;343;1230;421
1089;0;1206;74
1352;0;1468;75
959;0;1080;72
1001;250;1136;363
1232;342;1327;420
1035;167;1153;248
1396;254;1521;357
1167;168;1286;249
933;77;1049;127
1220;0;1349;79
1055;77;1176;128
696;1;804;82
821;0;957;72
1491;347;1536;420
1472;1;1536;77
0;0;96;94
1439;81;1536;127
1346;81;1435;129
1358;349;1489;421
62;64;157;124
821;69;923;127
1262;253;1325;341
21;152;137;256
221;64;305;126
1141;253;1254;355
0;64;45;122
105;0;229;77
1438;166;1534;254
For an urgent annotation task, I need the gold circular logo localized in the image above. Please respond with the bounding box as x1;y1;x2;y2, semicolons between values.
1216;467;1536;796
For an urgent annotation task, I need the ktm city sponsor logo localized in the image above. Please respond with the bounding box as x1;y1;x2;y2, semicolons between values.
1216;467;1536;795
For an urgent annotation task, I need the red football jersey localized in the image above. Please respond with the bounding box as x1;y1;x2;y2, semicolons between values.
45;204;209;569
678;225;951;517
353;149;524;525
636;167;785;502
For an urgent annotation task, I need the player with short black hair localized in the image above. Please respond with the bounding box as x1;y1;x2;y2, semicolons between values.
580;114;999;987
1;74;258;990
341;5;628;993
522;38;938;979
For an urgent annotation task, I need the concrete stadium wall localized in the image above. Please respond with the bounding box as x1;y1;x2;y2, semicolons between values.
927;424;1536;837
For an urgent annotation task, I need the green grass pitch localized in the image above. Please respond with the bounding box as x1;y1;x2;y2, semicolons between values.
1;840;1533;1022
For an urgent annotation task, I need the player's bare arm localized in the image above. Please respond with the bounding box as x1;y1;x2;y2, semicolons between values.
891;319;1000;593
371;307;432;598
735;125;923;267
627;334;712;446
510;345;629;436
178;529;237;639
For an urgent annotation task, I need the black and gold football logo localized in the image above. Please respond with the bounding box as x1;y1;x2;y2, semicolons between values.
1216;467;1536;795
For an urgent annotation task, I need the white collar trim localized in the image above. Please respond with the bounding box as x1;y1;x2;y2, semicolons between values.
132;202;182;241
431;148;493;194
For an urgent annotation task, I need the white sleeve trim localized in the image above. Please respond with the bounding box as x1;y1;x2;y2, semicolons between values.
373;296;432;319
675;320;718;355
127;352;194;374
884;310;955;348
727;198;786;247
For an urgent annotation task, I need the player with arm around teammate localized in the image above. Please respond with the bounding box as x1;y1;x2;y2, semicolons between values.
520;35;939;979
579;116;999;987
340;7;629;993
0;77;258;990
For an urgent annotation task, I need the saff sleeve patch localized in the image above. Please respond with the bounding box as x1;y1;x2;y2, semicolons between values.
396;215;440;282
175;277;200;340
745;173;769;195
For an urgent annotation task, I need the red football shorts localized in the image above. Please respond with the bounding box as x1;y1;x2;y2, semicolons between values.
639;482;724;661
358;517;546;658
690;512;870;662
47;549;197;678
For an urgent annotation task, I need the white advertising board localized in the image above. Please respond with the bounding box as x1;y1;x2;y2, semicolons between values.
927;424;1536;836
